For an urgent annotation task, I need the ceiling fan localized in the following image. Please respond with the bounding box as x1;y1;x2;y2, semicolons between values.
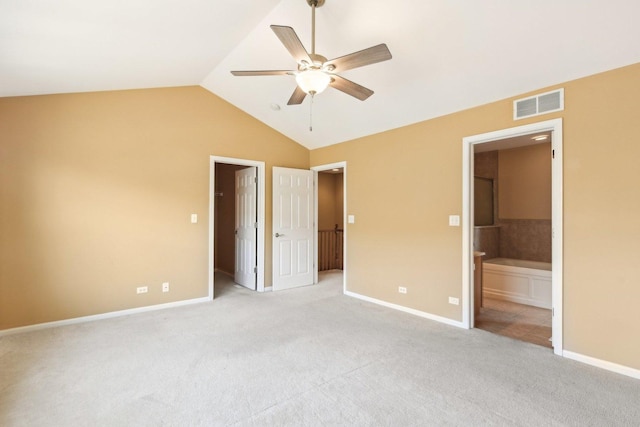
231;0;392;106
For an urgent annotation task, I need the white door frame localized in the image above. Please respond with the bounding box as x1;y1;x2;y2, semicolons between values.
311;161;347;293
209;156;266;297
462;118;563;355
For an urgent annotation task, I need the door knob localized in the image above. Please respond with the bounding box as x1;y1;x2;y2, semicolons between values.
275;233;284;238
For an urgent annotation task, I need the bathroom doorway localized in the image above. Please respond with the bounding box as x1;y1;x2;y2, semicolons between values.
473;141;552;348
462;119;563;355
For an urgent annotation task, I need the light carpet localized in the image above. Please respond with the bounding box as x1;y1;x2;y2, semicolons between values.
1;271;639;426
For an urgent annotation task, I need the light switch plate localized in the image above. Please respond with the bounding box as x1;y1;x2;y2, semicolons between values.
348;215;355;224
449;215;460;226
191;214;198;224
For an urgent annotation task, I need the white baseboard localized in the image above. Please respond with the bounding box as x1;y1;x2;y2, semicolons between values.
344;290;465;329
263;286;273;292
0;297;211;337
346;291;640;380
6;290;637;383
563;350;640;380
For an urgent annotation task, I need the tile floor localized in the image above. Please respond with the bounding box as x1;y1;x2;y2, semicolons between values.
475;297;552;348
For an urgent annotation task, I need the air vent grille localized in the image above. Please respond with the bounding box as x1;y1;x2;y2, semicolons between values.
514;89;564;120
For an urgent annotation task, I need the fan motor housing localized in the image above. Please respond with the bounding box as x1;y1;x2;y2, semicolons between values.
298;54;328;71
307;0;325;7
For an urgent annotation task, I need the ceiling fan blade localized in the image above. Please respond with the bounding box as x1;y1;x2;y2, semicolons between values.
287;86;307;105
326;44;392;72
271;25;312;65
329;75;374;101
231;70;293;76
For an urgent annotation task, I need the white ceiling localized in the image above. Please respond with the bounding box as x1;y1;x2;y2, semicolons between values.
2;0;640;150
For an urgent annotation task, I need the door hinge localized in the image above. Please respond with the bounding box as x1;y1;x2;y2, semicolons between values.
254;177;257;183
552;149;555;159
253;266;257;274
552;307;555;317
254;222;258;228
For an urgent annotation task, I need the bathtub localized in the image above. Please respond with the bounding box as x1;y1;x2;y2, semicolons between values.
482;258;552;309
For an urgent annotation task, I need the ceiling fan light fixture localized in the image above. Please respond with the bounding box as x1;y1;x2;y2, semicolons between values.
230;0;392;108
295;69;331;95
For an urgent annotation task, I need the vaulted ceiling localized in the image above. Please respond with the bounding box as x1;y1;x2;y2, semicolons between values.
2;0;640;149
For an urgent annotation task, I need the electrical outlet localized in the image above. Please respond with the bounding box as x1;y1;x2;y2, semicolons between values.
448;296;459;305
398;286;407;294
162;282;169;293
136;286;148;294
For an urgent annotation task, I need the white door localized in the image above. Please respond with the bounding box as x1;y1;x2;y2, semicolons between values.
234;167;257;290
273;167;314;291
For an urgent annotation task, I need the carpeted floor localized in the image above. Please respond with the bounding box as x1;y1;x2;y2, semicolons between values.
1;270;639;426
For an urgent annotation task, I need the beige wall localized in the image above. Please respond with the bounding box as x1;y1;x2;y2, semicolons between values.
311;62;640;370
318;173;337;230
499;143;551;220
0;86;309;329
335;173;344;228
2;64;639;373
318;172;344;230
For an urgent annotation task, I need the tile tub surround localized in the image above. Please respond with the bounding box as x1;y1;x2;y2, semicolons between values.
498;219;551;263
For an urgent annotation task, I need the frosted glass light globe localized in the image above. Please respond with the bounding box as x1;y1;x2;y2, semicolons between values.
295;69;331;94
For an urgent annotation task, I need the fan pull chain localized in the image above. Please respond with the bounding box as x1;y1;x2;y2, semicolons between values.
309;93;315;132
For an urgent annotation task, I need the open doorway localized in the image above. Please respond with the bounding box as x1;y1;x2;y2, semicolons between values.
473;137;552;348
214;163;256;296
317;168;344;271
462;119;563;355
312;162;347;293
209;156;266;299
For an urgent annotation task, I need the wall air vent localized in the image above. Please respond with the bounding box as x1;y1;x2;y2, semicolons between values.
514;88;564;120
